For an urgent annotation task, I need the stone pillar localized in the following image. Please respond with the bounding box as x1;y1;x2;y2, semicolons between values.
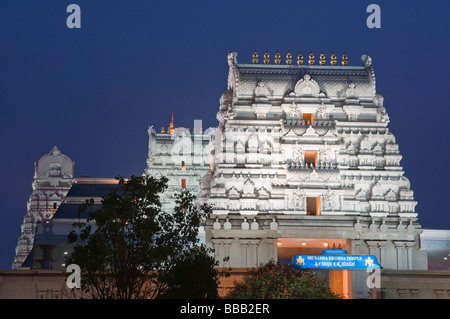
405;242;416;270
367;241;381;263
239;240;249;268
266;238;277;262
222;239;234;268
239;239;260;267
378;241;396;269
212;239;235;267
250;240;259;267
394;241;407;270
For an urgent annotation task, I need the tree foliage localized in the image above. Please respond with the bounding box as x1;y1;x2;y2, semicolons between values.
66;175;221;299
226;260;341;299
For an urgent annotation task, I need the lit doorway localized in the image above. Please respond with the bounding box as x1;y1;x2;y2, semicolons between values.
277;238;352;299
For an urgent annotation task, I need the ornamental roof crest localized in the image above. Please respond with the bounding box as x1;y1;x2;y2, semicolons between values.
254;81;270;98
294;74;320;97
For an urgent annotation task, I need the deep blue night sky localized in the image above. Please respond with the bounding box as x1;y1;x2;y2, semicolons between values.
0;1;449;269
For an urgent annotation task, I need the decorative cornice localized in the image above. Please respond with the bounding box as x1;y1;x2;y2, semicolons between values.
237;65;368;76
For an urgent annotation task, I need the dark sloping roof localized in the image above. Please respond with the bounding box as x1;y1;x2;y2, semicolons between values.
20;249;33;268
65;183;120;198
52;203;103;219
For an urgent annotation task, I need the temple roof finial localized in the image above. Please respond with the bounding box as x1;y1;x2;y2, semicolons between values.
252;50;258;64
342;52;348;66
297;52;303;65
308;52;315;65
264;51;270;64
319;52;326;65
286;51;292;65
331;52;337;66
274;50;281;65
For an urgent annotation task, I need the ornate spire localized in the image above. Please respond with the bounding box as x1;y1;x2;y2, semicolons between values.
319;52;326;65
308;52;315;65
168;112;175;134
50;146;61;156
342;52;348;66
161;127;165;133
286;51;292;65
330;52;337;66
263;51;270;64
252;50;258;64
297;52;303;65
274;50;281;65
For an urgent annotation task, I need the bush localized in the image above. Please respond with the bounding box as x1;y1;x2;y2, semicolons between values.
226;260;341;299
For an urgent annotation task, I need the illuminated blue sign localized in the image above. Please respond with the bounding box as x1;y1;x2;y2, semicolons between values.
291;250;382;270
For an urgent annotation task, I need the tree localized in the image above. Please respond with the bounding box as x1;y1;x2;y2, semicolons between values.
66;175;221;299
226;260;341;299
157;244;221;299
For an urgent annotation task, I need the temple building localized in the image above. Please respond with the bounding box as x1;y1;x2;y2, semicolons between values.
12;146;74;269
145;115;215;243
26;116;214;271
6;52;450;299
199;51;428;298
29;177;119;270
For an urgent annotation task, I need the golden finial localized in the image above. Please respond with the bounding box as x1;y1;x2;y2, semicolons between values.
161;127;165;133
319;52;326;65
264;51;270;64
308;52;315;65
342;52;348;66
193;127;196;134
330;52;337;66
297;52;303;65
274;50;281;65
252;50;258;64
200;127;203;134
286;51;292;65
168;112;175;134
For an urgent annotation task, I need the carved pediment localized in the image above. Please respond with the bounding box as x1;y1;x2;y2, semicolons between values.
294;74;320;97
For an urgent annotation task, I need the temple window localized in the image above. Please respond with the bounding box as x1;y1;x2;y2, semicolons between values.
181;178;186;188
304;151;317;168
303;113;313;125
306;197;321;216
49;163;62;177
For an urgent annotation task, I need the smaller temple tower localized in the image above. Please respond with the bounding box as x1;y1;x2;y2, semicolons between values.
12;146;74;269
145;115;214;242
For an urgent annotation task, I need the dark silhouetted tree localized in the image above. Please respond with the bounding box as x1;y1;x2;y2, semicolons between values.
66;175;221;299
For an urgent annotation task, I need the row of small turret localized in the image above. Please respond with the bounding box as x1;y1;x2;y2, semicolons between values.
252;50;349;66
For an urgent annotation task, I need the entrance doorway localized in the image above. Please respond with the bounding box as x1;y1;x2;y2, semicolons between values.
277;238;352;299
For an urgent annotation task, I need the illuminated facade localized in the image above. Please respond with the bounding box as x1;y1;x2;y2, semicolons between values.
200;51;428;298
12;146;74;269
145;117;215;242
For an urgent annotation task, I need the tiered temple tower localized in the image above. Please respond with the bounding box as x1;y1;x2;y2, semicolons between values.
12;146;74;269
200;51;427;298
145;116;214;242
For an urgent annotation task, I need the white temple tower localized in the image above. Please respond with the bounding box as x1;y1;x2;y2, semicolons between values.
200;51;427;298
12;146;74;269
145;116;214;242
